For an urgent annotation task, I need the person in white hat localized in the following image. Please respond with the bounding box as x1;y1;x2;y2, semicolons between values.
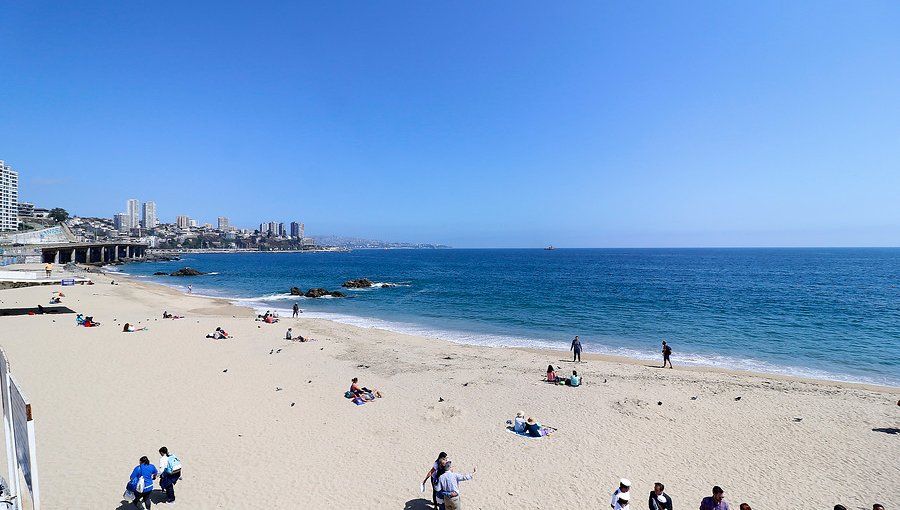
613;490;631;510
611;478;631;508
649;482;673;510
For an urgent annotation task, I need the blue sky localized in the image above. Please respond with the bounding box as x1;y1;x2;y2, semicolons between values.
1;1;899;247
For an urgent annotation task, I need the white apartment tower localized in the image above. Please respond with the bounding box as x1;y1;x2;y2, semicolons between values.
126;199;140;229
0;161;19;232
176;215;191;229
142;201;158;228
217;216;229;230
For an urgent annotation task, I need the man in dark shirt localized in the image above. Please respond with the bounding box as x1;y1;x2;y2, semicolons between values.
699;486;729;510
649;482;672;510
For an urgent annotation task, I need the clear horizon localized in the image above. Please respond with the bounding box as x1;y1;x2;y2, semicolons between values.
2;1;899;248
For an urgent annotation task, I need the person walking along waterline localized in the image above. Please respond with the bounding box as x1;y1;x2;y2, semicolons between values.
662;340;673;368
438;461;475;510
292;302;300;318
571;335;582;362
157;446;182;503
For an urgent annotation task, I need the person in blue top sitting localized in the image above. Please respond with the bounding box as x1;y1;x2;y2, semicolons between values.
127;456;158;509
569;370;580;387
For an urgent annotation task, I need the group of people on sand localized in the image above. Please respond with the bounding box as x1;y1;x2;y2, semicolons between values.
162;311;184;319
605;479;746;510
509;411;555;437
284;327;312;342
346;377;382;404
256;310;279;323
545;365;580;386
124;446;182;508
572;336;675;369
205;327;231;339
422;452;475;510
75;313;100;327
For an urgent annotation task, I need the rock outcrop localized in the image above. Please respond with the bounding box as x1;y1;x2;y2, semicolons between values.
169;267;206;276
153;272;168;276
290;287;303;296
342;278;374;288
304;288;346;298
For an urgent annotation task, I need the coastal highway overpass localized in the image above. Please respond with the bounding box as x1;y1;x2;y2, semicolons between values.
38;242;148;264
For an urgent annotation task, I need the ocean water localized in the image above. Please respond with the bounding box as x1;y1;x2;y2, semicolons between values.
115;249;900;387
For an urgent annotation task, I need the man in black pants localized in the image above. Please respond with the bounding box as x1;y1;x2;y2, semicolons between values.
661;340;673;368
292;302;300;318
571;336;582;362
158;446;182;503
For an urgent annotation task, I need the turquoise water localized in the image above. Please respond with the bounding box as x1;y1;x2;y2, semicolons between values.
117;248;900;387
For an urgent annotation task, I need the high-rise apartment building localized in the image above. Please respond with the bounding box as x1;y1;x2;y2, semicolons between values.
290;221;300;238
217;216;229;230
113;213;130;233
176;215;191;229
126;199;140;229
277;222;286;237
0;160;19;231
142;201;158;228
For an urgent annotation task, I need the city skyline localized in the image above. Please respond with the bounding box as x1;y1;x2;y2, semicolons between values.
2;3;900;247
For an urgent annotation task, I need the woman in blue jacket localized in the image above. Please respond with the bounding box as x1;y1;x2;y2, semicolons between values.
128;456;158;509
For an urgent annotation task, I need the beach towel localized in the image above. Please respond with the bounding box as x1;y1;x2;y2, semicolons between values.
506;426;556;438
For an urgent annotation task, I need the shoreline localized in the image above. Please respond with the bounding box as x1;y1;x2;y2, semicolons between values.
103;264;900;392
104;265;900;393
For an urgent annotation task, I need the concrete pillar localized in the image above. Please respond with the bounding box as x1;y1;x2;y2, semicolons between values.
53;250;60;264
71;248;77;263
100;246;107;262
87;247;93;263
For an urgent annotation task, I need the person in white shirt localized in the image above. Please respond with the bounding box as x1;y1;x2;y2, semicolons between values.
614;490;631;510
611;478;631;508
438;461;475;510
157;446;182;503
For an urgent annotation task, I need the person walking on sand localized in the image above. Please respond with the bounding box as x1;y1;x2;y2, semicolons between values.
571;335;582;362
662;340;673;368
438;460;475;510
157;446;182;503
422;451;448;510
187;284;192;294
127;456;158;509
650;482;673;510
292;302;300;318
611;478;631;508
700;486;730;510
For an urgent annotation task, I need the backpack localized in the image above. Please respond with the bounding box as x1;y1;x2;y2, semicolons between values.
664;345;672;355
166;454;182;474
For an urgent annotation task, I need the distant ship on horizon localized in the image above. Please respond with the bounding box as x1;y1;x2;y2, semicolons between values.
544;245;555;250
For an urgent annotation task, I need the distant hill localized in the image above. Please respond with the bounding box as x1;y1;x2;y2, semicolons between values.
310;235;450;249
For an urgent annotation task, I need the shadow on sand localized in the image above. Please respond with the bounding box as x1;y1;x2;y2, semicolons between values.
403;498;434;510
115;490;169;509
872;427;900;435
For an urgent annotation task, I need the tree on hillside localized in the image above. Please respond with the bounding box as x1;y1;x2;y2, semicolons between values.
49;208;69;222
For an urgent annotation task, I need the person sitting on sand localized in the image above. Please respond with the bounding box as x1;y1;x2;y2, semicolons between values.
50;295;61;304
568;370;580;387
285;328;293;340
83;316;100;327
206;327;231;340
75;313;85;325
350;377;381;400
513;411;527;433
123;323;147;332
525;417;546;437
546;364;557;383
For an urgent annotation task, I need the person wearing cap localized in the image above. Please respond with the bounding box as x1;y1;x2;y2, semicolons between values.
699;485;729;510
649;482;673;510
611;479;632;508
437;460;475;510
512;411;526;433
614;490;631;510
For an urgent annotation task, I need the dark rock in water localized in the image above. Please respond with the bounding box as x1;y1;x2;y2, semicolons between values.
329;291;346;298
290;287;302;296
170;267;206;276
381;283;396;288
153;272;168;276
304;288;329;298
342;278;373;288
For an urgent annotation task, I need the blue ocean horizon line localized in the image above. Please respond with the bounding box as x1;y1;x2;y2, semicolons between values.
118;248;900;388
